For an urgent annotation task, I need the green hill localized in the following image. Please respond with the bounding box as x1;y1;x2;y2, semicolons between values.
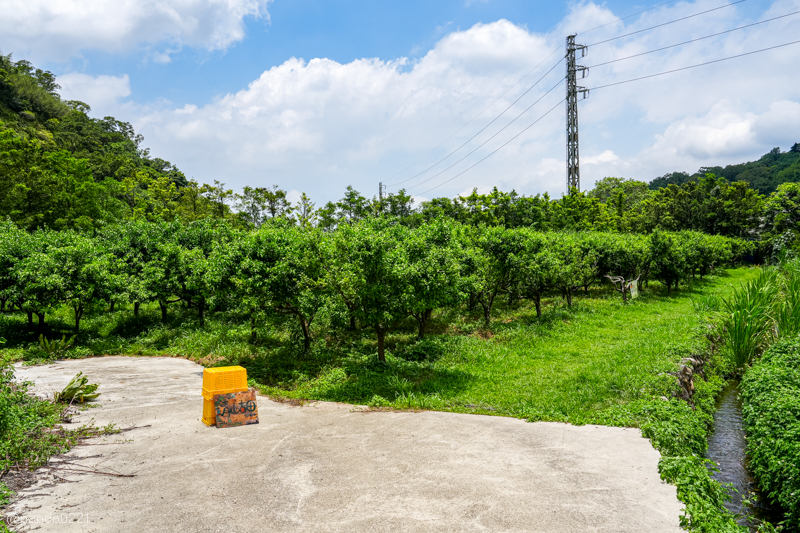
649;144;800;194
0;52;228;230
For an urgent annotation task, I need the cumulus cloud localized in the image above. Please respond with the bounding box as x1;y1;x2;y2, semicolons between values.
0;0;270;62
84;0;800;201
136;19;562;199
650;102;758;161
58;73;132;116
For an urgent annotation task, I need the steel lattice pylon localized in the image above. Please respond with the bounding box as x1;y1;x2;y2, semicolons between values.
566;35;588;193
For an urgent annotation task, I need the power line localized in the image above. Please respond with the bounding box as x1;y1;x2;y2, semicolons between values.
387;56;565;188
414;37;800;198
407;77;565;191
578;0;681;35
588;39;800;91
384;47;562;185
386;1;751;192
417;99;565;196
585;9;800;69
386;2;708;187
586;0;747;47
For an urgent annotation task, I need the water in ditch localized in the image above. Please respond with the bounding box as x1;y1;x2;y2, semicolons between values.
705;381;779;530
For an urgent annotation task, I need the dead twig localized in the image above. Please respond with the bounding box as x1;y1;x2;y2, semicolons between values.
78;441;132;446
117;424;151;433
45;466;135;478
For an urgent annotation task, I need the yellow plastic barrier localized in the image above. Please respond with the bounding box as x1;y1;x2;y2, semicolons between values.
201;366;248;426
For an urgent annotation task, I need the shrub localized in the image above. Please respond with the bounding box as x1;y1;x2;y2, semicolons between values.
741;336;800;529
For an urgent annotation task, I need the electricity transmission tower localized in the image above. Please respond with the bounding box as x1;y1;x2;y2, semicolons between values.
566;35;589;192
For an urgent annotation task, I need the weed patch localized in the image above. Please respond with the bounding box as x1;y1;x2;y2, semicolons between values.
741;336;800;530
0;356;116;524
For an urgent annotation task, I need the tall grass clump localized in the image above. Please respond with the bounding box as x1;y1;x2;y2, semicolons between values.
718;268;780;371
775;260;800;339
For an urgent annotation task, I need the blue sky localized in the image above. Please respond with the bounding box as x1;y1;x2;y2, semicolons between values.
2;0;798;204
36;1;578;105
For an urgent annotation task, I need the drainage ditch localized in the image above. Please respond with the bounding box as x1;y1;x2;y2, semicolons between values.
706;381;778;530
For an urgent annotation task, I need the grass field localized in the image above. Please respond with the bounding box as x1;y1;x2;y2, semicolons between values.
1;268;758;425
246;268;758;425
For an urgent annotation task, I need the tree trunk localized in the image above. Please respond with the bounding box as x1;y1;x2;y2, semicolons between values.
477;289;497;327
566;288;573;307
349;312;356;331
299;315;311;352
35;311;45;332
468;293;476;312
533;294;542;318
376;327;387;363
415;309;432;339
109;300;115;312
159;300;168;322
74;306;83;333
480;301;492;327
27;310;33;327
134;302;140;317
197;299;205;326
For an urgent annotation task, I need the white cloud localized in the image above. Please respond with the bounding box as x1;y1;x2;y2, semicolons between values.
81;0;800;202
584;150;621;165
751;100;800;147
650;102;757;161
135;19;561;200
58;73;132;117
0;0;270;62
410;195;430;205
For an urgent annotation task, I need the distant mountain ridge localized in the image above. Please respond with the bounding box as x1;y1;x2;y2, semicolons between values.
649;144;800;194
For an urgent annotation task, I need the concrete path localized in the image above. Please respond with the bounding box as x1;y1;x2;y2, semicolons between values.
9;357;683;532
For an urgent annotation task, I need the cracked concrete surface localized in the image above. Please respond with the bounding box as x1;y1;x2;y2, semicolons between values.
9;356;683;532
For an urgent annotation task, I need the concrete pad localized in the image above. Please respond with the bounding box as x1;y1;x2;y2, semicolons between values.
9;357;683;532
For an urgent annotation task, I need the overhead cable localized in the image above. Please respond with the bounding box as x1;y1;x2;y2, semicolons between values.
387;56;565;188
577;0;681;36
417;99;566;196
586;0;747;47
384;47;562;185
585;9;800;69
588;39;800;91
407;77;565;191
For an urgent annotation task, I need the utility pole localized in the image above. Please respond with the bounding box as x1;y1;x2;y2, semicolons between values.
378;182;385;201
566;35;588;193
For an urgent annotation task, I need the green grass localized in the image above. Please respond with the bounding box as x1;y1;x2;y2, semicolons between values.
243;268;759;425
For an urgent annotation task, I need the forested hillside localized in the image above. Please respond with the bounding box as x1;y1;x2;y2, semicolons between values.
0;52;225;231
649;144;800;194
